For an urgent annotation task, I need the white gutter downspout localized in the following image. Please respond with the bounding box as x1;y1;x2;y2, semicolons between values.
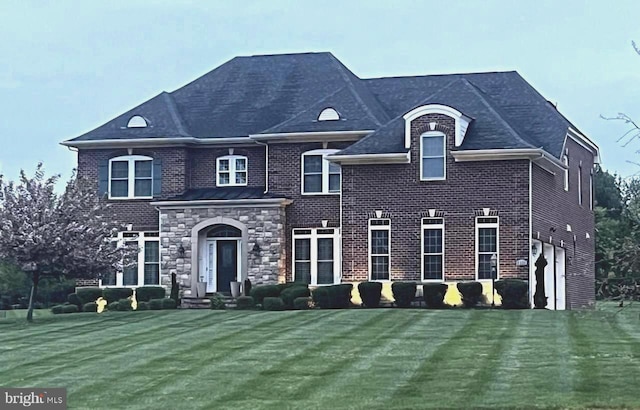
254;140;269;194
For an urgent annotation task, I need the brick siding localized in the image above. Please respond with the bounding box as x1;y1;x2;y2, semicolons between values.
531;137;596;309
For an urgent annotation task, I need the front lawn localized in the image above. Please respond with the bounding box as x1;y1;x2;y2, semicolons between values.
1;304;639;409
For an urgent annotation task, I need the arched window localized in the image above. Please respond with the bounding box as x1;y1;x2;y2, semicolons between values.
109;155;153;198
127;115;148;128
207;225;242;238
301;149;340;194
217;155;248;186
318;108;340;121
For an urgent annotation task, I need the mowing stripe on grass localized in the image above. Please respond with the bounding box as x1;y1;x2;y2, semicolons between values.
297;310;474;410
387;310;521;409
0;311;240;383
71;311;339;407
202;310;397;407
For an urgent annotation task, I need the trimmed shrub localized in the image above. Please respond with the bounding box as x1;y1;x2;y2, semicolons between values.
243;278;252;297
358;282;383;308
76;287;103;305
136;286;166;302
457;281;484;308
312;284;353;309
276;282;300;294
210;293;226;310
83;302;98;312
236;296;255;310
162;298;177;310
170;272;180;307
250;285;280;306
51;304;64;314
263;297;285;311
61;304;79;314
67;293;82;308
107;301;119;311
422;283;449;308
103;288;133;304
293;296;311;310
392;282;417;308
281;285;310;309
137;301;149;311
149;299;164;310
116;298;133;311
495;279;529;309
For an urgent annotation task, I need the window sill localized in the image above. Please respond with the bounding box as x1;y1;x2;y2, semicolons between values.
419;178;446;182
108;196;154;201
216;183;248;188
301;192;341;196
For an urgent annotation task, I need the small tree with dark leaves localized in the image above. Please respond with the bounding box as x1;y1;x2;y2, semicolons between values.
0;164;132;322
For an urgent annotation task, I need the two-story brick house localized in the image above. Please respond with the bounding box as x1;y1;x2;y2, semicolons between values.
63;52;599;309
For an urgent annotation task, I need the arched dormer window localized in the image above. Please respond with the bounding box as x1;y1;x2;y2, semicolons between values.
420;132;446;180
318;108;340;121
217;155;248;187
302;149;340;194
403;104;471;149
127;115;148;128
109;155;154;199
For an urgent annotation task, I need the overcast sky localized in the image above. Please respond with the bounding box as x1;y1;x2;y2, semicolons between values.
0;0;639;183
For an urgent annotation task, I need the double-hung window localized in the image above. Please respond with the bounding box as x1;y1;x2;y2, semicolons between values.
422;218;444;280
102;231;160;287
293;228;340;285
369;219;390;280
578;165;583;206
420;132;446;180
476;217;499;280
109;155;153;199
217;155;247;186
302;149;340;194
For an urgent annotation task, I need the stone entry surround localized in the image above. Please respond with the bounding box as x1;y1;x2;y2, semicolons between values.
158;204;288;297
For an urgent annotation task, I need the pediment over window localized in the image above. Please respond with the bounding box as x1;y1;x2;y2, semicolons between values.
402;104;471;149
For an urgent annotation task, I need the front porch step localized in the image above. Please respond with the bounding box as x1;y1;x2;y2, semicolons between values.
180;295;237;309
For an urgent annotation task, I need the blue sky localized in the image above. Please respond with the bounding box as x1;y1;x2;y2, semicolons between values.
0;0;639;183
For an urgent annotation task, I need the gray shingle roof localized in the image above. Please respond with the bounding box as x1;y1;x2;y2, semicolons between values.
66;52;585;160
165;187;285;201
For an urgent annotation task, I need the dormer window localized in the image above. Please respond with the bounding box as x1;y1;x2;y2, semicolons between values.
127;115;148;128
420;132;446;180
318;108;340;121
109;155;153;199
217;155;248;186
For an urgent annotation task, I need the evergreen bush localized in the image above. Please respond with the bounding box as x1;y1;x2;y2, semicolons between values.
422;283;449;308
358;282;383;308
392;282;417;308
457;281;484;307
262;297;285;311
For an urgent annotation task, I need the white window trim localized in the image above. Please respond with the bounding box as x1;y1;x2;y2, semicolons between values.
421;218;445;282
216;155;248;187
475;216;499;281
108;155;153;200
578;165;583;206
301;149;341;195
562;155;569;191
368;219;391;281
101;231;160;288
292;228;341;285
589;171;593;210
420;131;446;181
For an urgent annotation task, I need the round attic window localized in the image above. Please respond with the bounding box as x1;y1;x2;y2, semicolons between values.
127;115;148;128
318;108;340;121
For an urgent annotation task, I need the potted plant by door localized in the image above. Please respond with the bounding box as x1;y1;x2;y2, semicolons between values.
230;281;242;298
196;276;207;298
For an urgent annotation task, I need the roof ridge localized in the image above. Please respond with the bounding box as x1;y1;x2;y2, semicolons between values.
326;54;386;126
161;92;190;136
363;70;518;81
460;79;536;149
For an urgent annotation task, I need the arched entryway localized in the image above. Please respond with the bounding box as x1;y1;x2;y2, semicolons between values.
191;217;248;296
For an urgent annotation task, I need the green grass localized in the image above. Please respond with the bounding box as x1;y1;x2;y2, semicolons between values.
1;303;639;409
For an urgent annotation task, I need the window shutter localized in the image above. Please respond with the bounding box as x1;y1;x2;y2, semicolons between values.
153;159;162;197
98;160;109;197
